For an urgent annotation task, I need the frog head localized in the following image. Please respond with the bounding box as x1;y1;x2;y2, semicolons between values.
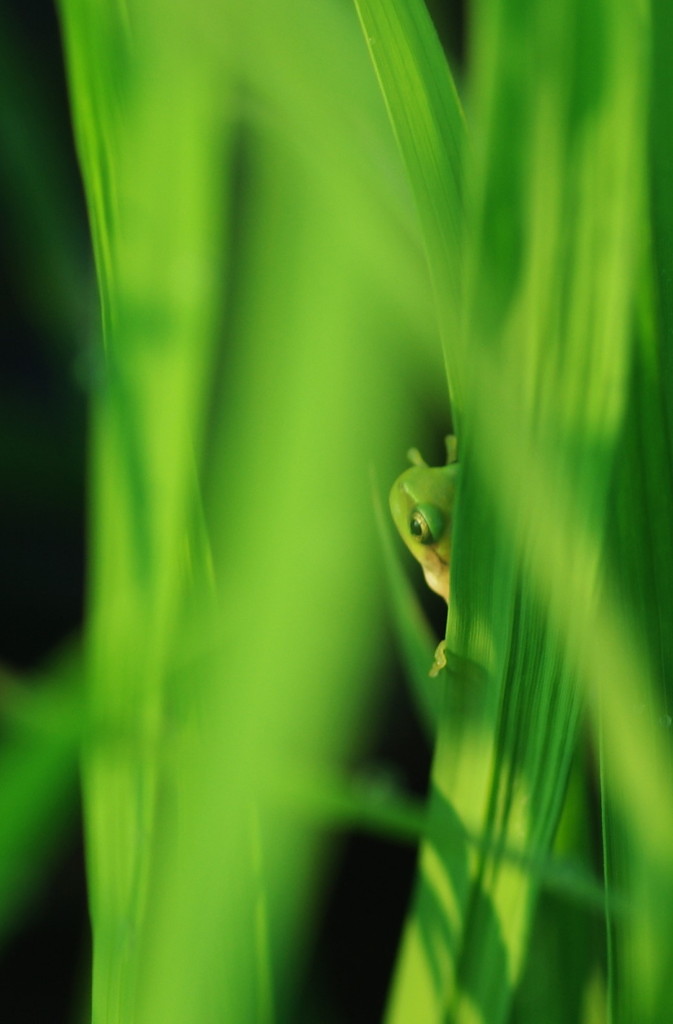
389;439;458;602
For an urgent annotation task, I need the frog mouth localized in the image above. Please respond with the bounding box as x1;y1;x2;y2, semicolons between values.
420;549;449;602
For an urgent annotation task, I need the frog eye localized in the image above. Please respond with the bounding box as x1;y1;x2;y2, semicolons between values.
408;503;445;545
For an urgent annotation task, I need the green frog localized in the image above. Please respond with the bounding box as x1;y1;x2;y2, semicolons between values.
389;436;458;675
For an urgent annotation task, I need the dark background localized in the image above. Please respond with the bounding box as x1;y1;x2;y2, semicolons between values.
0;1;463;1019
2;1;89;1020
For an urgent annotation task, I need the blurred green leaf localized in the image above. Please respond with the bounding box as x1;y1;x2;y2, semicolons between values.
0;649;81;943
57;0;441;1019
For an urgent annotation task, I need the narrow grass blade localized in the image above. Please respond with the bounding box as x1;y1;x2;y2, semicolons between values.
352;0;465;414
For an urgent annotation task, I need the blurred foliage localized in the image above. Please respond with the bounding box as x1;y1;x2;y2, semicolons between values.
57;0;444;1020
3;0;673;1021
358;0;673;1023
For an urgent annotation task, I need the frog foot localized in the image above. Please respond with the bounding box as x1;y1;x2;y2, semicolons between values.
429;640;447;678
